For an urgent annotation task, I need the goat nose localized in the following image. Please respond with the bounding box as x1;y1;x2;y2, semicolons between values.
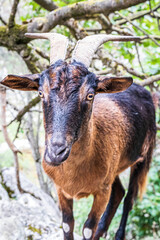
45;141;71;166
54;144;67;156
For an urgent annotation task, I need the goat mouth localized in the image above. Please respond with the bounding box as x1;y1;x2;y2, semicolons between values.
44;147;71;166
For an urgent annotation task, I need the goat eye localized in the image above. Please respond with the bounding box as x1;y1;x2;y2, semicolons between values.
39;91;44;98
87;93;94;101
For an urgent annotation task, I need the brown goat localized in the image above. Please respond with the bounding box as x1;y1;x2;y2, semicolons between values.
1;33;156;240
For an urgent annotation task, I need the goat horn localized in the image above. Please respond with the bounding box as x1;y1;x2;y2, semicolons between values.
72;34;141;68
25;33;68;65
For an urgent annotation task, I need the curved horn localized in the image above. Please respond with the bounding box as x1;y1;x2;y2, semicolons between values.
72;34;141;67
25;33;68;65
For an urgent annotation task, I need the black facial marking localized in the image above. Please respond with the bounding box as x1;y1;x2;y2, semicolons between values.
40;60;98;165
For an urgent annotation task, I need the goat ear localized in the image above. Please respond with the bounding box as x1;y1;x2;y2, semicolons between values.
0;74;40;91
96;76;133;94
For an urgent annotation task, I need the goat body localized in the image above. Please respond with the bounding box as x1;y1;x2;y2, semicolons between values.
1;32;156;240
42;81;156;239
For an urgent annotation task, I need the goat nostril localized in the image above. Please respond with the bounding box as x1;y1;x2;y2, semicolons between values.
56;146;67;156
45;143;71;165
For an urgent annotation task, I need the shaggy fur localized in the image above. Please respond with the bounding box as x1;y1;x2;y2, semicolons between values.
1;60;156;240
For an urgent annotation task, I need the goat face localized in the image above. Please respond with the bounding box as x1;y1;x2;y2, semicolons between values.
1;60;132;166
40;60;97;166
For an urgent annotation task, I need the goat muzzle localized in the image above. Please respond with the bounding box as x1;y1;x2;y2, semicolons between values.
44;141;71;166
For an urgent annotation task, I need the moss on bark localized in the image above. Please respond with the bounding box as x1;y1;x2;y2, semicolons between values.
0;24;28;50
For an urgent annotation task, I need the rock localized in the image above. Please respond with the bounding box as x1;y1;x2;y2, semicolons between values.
0;183;9;201
1;167;60;219
0;216;25;240
0;199;81;240
0;168;81;239
0;199;61;239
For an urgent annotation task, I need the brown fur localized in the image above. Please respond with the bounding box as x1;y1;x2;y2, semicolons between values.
1;61;155;240
42;94;137;239
43;95;130;200
41;82;155;239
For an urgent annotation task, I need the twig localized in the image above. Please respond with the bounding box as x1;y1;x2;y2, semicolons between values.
6;100;19;111
0;86;22;193
64;18;88;39
13;121;22;142
134;74;160;86
18;45;44;74
35;48;50;61
149;0;155;17
112;26;133;36
86;29;160;40
0;86;40;200
0;15;7;25
151;12;160;19
140;35;160;41
8;0;20;28
98;14;112;32
24;96;51;196
148;0;160;30
29;110;42;113
158;18;160;31
7;96;41;126
135;42;145;73
106;54;147;79
116;11;160;47
94;69;112;75
116;3;160;25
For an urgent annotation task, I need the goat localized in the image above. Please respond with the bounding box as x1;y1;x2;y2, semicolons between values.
1;33;156;240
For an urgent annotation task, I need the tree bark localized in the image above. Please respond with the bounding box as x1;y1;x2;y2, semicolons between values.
28;0;148;32
34;0;58;11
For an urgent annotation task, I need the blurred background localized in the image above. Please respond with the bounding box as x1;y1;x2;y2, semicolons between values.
0;0;160;239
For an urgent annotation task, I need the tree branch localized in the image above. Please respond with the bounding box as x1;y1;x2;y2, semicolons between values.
134;74;160;86
94;69;112;75
13;121;22;142
0;86;41;199
8;0;20;28
106;54;147;79
64;18;88;39
0;86;23;194
116;3;160;25
25;108;51;195
0;87;20;153
0;15;7;25
135;42;145;73
35;47;50;61
6;100;19;111
27;0;148;32
18;44;45;73
140;35;160;41
34;0;88;39
7;96;41;126
33;0;58;11
116;11;160;47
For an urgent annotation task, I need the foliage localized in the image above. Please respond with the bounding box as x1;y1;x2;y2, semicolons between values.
74;196;94;234
125;154;160;240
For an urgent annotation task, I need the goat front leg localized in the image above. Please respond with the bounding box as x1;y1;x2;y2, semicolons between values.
57;188;74;240
94;177;125;240
82;186;112;240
